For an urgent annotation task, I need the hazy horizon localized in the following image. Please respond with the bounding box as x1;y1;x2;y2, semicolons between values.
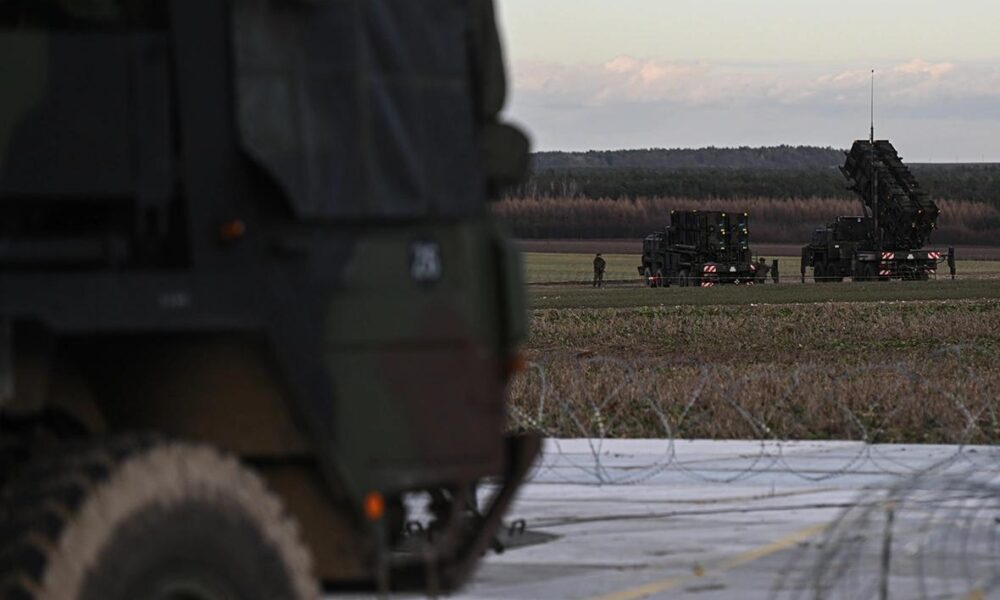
529;145;999;165
496;1;1000;162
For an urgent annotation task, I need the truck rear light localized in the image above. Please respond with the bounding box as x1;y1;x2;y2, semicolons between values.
363;491;386;521
220;219;247;241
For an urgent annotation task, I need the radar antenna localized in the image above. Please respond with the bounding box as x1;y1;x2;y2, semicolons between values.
870;69;875;144
870;69;880;250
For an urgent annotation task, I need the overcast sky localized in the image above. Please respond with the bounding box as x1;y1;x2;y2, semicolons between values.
496;0;1000;161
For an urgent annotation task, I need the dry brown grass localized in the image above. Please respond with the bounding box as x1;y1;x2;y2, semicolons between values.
509;299;1000;442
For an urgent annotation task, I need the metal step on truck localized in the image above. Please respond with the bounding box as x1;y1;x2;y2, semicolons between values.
801;140;956;282
639;210;758;287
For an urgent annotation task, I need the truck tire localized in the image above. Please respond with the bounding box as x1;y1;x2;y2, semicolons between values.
644;267;654;288
678;269;690;288
813;263;824;282
0;437;319;600
654;269;666;288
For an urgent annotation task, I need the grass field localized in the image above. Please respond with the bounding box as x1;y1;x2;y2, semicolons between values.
524;251;1000;285
511;246;1000;442
514;298;1000;442
529;280;1000;309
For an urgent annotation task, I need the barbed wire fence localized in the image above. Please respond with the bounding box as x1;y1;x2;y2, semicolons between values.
773;469;1000;600
508;345;1000;486
507;346;1000;598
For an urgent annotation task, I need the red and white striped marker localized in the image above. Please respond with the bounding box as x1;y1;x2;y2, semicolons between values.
700;281;715;288
881;252;895;260
928;251;941;260
703;264;718;273
879;270;892;277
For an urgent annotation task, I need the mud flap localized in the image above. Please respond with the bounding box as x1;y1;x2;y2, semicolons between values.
390;433;541;592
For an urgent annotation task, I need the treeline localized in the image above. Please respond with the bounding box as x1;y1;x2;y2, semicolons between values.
533;146;846;171
508;165;1000;208
493;197;1000;245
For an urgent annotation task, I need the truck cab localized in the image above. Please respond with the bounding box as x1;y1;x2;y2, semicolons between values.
0;1;537;597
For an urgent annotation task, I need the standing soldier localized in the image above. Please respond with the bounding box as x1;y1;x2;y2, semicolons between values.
593;253;607;288
771;259;780;284
755;257;770;284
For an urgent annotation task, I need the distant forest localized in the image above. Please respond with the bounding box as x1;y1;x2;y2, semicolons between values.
511;165;1000;207
495;146;1000;244
532;146;847;171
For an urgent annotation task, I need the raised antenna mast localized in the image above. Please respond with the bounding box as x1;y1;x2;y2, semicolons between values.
870;69;879;250
870;69;875;143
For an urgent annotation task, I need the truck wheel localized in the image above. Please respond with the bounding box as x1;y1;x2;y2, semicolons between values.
644;267;654;288
654;269;666;288
813;263;824;282
0;437;319;600
678;269;690;287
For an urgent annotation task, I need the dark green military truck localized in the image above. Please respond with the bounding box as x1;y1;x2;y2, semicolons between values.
639;210;757;287
801;140;955;282
0;1;537;598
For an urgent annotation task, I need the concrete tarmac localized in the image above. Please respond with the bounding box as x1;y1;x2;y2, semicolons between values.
336;439;997;599
460;439;992;600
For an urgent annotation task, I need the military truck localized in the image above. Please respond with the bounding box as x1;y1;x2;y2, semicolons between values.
801;140;955;282
0;1;538;598
639;210;757;287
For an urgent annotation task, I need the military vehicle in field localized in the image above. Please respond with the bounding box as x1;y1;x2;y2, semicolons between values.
800;140;955;282
639;210;757;287
0;1;537;598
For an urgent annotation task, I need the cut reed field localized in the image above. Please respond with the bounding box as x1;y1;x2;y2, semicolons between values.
496;196;1000;245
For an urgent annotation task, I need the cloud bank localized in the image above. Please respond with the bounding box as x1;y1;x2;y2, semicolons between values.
512;57;999;114
506;57;1000;159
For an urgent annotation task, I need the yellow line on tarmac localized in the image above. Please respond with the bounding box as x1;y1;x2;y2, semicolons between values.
589;523;827;600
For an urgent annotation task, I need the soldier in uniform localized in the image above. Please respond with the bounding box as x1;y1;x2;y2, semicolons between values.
755;257;770;284
593;253;606;288
771;258;780;284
